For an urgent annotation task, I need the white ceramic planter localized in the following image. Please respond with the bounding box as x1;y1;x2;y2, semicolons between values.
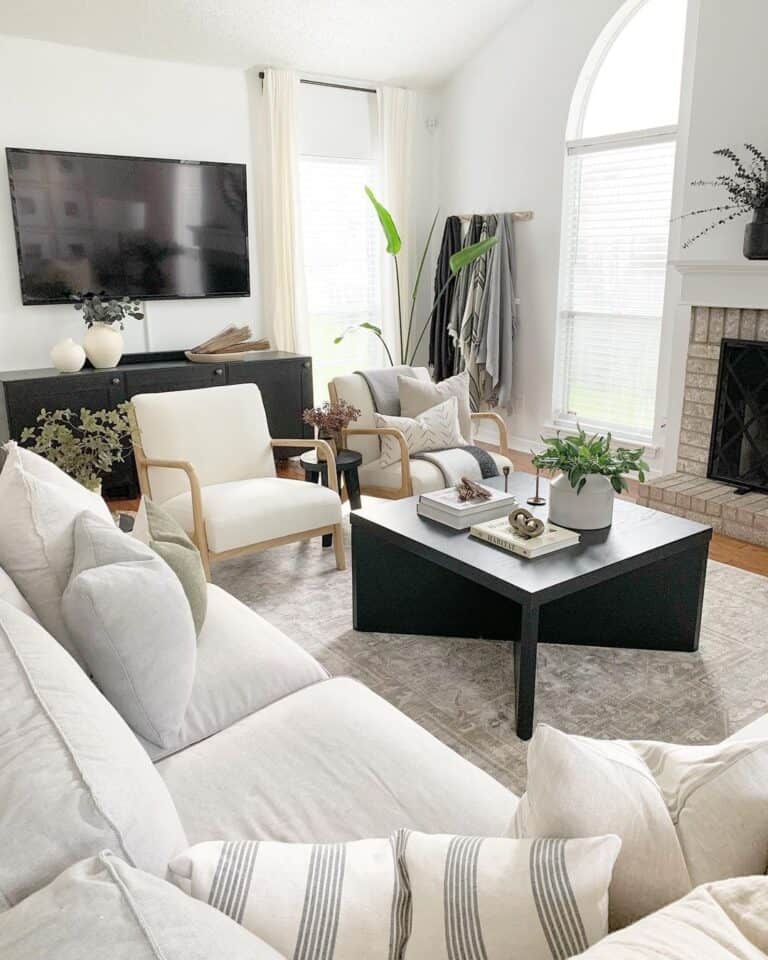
548;473;615;530
83;322;124;369
50;338;86;373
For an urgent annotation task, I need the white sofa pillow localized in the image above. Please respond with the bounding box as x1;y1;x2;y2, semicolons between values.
170;836;405;960
0;852;284;960
0;599;187;908
398;370;473;444
571;875;768;959
401;831;620;960
62;512;197;748
0;567;36;620
0;442;112;662
521;724;768;930
375;396;466;466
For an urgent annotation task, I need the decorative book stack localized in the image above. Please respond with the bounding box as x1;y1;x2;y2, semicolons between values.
417;485;519;530
470;516;581;559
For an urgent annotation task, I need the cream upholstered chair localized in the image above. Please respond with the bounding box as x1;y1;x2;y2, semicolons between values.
130;384;345;578
328;368;513;499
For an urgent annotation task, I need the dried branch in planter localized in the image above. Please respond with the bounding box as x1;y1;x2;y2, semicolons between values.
455;476;492;502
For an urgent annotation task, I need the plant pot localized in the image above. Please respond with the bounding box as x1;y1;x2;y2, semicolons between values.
743;208;768;260
548;473;615;530
50;338;86;373
83;322;124;369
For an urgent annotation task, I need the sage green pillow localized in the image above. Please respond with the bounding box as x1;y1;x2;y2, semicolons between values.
144;499;208;636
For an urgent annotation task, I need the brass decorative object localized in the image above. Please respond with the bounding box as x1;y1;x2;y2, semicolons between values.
527;467;547;506
456;476;492;502
509;507;546;539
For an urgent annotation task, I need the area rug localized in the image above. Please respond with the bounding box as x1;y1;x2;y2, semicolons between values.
214;523;768;795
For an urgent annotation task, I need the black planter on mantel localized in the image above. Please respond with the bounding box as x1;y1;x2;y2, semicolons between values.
744;207;768;259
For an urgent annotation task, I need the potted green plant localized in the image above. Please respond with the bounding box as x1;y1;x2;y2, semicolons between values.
334;187;498;365
532;428;648;530
680;144;768;259
20;404;133;494
72;291;145;368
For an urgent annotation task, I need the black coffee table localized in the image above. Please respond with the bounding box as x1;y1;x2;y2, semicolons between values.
350;473;712;739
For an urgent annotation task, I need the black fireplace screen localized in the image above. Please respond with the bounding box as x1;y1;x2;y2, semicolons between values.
708;338;768;493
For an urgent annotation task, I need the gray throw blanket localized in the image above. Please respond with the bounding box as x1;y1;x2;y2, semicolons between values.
356;365;418;416
412;445;499;486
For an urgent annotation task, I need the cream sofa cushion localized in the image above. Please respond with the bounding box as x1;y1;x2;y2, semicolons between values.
572;876;768;959
132;384;277;504
0;852;284;960
399;370;473;443
0;567;36;620
0;599;187;907
141;584;327;761
162;477;341;554
62;512;196;748
0;442;112;662
158;677;519;844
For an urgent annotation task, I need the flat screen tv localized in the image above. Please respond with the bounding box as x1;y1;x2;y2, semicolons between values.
6;147;250;304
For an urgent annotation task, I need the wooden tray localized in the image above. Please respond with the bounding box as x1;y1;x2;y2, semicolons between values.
185;351;249;363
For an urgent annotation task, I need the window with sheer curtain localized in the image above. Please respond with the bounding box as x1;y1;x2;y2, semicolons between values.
555;0;687;442
298;83;381;402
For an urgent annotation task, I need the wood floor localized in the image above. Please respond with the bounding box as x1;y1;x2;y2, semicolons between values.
111;452;768;578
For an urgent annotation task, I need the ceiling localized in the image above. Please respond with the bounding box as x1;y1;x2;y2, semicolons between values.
0;0;527;87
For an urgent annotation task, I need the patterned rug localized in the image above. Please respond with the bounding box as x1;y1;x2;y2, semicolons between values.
214;519;768;796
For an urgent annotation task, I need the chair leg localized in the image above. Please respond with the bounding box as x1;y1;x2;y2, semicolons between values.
332;523;346;571
200;548;212;582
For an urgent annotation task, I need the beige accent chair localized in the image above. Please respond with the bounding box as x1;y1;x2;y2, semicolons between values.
329;368;513;499
130;384;345;579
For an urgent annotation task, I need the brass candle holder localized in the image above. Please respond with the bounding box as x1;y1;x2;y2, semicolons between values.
527;467;547;506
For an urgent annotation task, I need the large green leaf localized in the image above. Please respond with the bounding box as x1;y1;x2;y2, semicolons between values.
449;235;499;274
365;186;401;255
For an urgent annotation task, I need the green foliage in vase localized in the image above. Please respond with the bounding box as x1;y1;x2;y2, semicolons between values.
20;405;133;492
334;187;499;366
531;428;648;495
71;291;144;329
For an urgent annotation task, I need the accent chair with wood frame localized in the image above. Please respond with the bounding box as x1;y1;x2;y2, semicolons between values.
130;384;345;579
328;368;513;499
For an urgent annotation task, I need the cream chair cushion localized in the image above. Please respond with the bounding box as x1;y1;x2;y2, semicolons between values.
162;477;341;554
132;384;277;504
399;370;473;442
359;450;513;495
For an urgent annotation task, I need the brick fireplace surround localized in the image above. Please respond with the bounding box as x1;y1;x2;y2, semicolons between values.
636;306;768;546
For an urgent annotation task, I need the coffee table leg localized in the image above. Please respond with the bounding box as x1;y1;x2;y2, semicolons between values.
514;604;539;740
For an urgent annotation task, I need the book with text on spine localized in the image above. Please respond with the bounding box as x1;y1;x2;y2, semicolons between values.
470;516;581;559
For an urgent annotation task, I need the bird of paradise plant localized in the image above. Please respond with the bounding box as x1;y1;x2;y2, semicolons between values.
334;187;498;366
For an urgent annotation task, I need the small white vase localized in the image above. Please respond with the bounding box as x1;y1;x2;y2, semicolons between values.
548;473;615;530
83;322;124;369
50;338;86;373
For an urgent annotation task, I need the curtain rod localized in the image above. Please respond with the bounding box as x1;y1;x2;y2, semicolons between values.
456;211;534;221
257;71;376;95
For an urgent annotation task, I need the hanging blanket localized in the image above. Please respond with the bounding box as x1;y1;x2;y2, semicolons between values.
412;445;499;487
356;365;417;416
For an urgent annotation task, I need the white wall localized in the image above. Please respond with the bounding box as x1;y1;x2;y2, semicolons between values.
434;0;624;451
0;35;260;371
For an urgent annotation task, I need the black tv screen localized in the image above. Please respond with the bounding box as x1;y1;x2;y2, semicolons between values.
6;147;250;304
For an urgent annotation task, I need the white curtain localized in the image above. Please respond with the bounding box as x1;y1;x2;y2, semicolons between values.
377;86;414;365
257;68;309;354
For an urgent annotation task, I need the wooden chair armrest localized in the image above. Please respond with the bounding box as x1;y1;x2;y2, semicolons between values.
470;411;510;455
271;439;339;493
343;427;413;496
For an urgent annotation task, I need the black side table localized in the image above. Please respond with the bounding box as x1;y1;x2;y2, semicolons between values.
300;449;363;547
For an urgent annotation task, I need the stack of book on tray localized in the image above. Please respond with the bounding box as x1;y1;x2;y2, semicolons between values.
470;516;581;559
416;485;519;530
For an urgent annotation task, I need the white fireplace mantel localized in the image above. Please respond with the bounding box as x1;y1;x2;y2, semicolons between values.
670;259;768;309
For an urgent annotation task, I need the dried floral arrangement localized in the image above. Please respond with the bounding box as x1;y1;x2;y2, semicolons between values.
302;399;361;450
71;291;144;329
680;144;768;247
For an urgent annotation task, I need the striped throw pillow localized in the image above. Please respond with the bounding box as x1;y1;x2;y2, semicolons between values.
400;831;621;960
169;836;410;960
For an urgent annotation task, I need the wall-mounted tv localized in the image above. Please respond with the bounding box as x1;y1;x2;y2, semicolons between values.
6;147;250;305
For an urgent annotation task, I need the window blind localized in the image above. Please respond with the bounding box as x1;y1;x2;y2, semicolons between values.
556;136;676;441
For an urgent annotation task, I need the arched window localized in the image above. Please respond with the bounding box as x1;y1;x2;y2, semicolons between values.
554;0;687;442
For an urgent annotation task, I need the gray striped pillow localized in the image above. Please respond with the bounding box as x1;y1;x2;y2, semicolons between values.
170;836;410;960
399;831;621;960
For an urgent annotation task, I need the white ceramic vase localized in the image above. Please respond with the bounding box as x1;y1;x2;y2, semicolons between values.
50;338;86;373
548;473;615;530
83;322;124;369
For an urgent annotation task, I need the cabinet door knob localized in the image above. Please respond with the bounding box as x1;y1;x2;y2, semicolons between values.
214;368;224;376
111;377;120;385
